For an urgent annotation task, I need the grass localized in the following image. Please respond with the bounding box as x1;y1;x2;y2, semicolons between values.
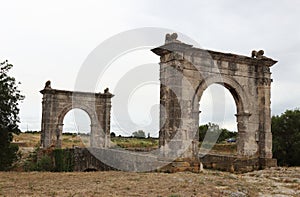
5;134;300;196
13;132;88;148
111;137;158;149
13;133;159;149
199;142;237;155
0;168;299;196
14;133;237;155
13;132;41;147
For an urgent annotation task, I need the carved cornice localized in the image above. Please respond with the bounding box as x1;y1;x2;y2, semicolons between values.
152;42;277;68
40;88;114;98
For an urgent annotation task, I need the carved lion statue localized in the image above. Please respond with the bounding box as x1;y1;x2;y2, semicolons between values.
165;33;180;44
44;80;51;89
251;50;265;58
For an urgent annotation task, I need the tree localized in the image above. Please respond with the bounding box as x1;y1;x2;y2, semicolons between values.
199;124;209;142
132;130;146;138
110;132;116;138
0;60;24;171
272;109;300;166
199;122;237;143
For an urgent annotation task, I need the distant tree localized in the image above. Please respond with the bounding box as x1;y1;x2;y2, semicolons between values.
219;128;237;142
110;132;116;138
0;60;24;171
199;124;209;142
199;122;236;143
132;130;146;138
272;109;300;166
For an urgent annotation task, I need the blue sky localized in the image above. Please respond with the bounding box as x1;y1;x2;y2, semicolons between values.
1;0;299;136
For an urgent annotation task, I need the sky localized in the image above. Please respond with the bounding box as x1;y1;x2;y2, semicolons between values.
1;0;300;136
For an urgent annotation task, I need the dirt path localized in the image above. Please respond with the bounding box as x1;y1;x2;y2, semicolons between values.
0;167;299;197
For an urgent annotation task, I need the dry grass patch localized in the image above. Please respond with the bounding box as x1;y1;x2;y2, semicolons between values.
0;168;299;196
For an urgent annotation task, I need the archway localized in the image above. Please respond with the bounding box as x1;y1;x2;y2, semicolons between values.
194;75;253;157
199;84;237;155
152;33;277;170
40;81;113;148
63;109;91;134
61;109;91;148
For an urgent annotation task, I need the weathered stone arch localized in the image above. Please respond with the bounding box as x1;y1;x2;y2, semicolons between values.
40;83;113;148
194;74;249;115
151;33;277;171
56;104;96;126
193;75;255;157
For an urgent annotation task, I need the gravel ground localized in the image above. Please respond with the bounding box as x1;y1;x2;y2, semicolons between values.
0;167;299;197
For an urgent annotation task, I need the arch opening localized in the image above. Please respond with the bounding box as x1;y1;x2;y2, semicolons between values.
60;108;91;148
198;83;239;156
63;108;91;134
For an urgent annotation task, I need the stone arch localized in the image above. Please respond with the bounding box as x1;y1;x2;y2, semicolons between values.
193;74;250;115
193;75;253;157
56;104;97;127
56;105;97;147
40;83;113;148
151;34;277;171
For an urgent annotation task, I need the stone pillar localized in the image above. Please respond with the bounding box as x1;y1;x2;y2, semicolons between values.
159;59;184;158
257;77;273;159
180;76;200;159
235;112;252;157
41;123;51;147
55;124;63;148
90;124;103;148
40;89;54;148
153;46;200;171
104;96;112;148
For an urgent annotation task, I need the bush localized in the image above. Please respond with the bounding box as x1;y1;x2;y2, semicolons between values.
23;147;39;171
53;149;74;172
23;147;54;171
24;148;74;172
24;160;37;171
0;143;19;171
36;155;53;171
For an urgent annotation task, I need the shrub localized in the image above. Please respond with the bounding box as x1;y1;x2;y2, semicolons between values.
36;155;53;171
0;143;19;171
53;149;74;172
